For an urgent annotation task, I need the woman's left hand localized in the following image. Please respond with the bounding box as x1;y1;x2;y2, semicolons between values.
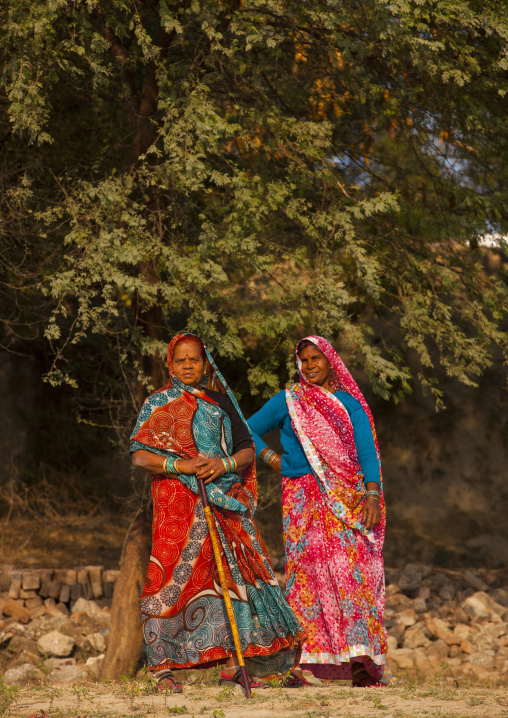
361;498;381;530
195;456;226;484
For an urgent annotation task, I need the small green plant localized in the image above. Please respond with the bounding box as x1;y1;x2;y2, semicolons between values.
0;680;18;717
374;696;388;710
216;686;235;702
166;706;189;715
211;710;225;718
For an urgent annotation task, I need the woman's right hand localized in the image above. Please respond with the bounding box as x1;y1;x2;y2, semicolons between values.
175;457;202;475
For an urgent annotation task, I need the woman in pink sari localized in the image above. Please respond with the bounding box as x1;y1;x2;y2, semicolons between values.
248;336;387;687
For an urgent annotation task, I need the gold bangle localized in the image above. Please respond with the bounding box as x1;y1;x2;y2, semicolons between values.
174;458;181;473
268;453;278;466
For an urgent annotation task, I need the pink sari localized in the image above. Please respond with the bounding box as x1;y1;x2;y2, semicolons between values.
283;336;387;680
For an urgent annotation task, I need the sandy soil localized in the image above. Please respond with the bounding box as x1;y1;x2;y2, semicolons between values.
4;678;508;718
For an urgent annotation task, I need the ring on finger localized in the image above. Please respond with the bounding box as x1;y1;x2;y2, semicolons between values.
209;469;214;475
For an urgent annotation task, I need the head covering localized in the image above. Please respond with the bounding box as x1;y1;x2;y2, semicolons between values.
286;335;384;539
130;333;256;513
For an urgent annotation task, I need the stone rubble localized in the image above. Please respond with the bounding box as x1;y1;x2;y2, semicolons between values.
0;564;114;684
383;564;508;683
1;562;508;685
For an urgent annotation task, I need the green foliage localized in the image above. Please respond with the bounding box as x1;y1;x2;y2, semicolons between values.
0;0;507;443
0;679;18;717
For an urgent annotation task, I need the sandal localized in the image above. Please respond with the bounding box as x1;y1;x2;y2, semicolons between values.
154;668;183;693
283;670;313;688
351;664;385;688
220;668;269;696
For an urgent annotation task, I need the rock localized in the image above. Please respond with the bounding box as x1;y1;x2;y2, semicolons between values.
8;579;21;600
22;574;40;591
2;599;31;623
463;663;493;682
413;598;427;614
3;663;37;685
403;623;431;649
444;657;465;678
426;638;449;666
86;632;106;652
49;663;87;683
56;602;70;616
59;585;71;604
451;606;471;624
426;617;455;644
438;582;456;601
64;570;77;586
460;640;475;654
44;598;68;618
491;588;508;608
452;623;474;643
72;597;101;617
461;592;494;621
389;647;415;670
463;570;488;592
386;584;401;598
7;635;39;656
86;566;103;583
102;570;120;583
413;647;434;675
91;581;103;599
37;630;75;657
44;656;76;670
25;596;43;611
70;584;82;601
48;580;62;600
86;654;105;676
397;608;417;628
387;623;406;645
386;634;398;651
386;593;413;610
19;589;37;599
398;564;431;595
417;586;431;601
76;569;89;585
468;650;496;670
472;629;500;653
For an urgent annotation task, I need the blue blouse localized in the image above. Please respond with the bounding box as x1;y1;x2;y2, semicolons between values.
247;389;380;486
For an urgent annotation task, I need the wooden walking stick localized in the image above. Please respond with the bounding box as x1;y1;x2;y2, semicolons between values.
197;477;252;699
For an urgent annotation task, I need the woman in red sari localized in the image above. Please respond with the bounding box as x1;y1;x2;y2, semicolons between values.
131;333;303;693
248;336;387;687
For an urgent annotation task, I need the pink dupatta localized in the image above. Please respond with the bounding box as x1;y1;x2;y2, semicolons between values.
286;335;385;540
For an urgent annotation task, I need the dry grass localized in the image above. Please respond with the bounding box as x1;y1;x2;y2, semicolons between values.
3;673;508;718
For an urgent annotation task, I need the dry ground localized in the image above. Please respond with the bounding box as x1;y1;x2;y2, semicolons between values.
2;676;508;718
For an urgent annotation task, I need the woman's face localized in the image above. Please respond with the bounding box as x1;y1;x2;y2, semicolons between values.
172;339;206;389
299;344;331;388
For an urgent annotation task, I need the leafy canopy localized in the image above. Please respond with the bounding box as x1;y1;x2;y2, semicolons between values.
1;0;507;419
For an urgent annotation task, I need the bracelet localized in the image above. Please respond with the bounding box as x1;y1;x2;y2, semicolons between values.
262;449;276;466
221;458;229;474
364;490;380;501
163;458;169;473
268;453;278;466
231;457;237;472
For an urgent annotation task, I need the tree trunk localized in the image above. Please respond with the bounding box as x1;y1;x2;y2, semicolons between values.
101;509;152;680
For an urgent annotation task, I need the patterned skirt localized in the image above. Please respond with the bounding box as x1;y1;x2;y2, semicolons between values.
282;473;387;680
141;478;303;676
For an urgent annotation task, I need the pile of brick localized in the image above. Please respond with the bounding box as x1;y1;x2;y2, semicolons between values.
0;565;119;623
0;565;119;684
